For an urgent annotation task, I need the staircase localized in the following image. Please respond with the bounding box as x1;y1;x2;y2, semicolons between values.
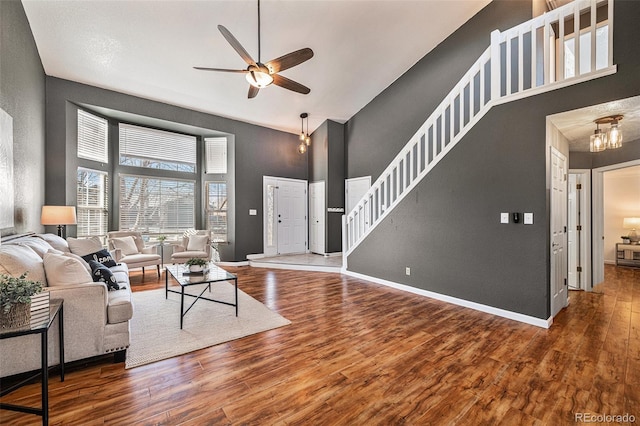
343;0;615;264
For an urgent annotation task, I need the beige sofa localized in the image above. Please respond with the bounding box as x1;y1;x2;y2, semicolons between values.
0;233;133;377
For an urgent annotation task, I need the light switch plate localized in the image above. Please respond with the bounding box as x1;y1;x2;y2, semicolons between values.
524;212;534;224
500;213;509;224
249;209;257;216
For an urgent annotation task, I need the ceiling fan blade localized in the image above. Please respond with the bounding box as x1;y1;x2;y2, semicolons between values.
218;25;256;67
248;85;260;99
272;74;311;95
193;67;248;73
265;48;314;74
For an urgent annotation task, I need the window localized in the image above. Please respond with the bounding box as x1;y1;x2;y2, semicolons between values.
206;182;228;242
205;137;227;174
119;123;197;172
77;168;109;237
119;174;195;234
78;110;108;163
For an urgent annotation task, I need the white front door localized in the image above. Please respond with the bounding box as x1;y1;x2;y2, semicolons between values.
345;176;371;215
263;177;307;256
309;181;325;254
551;147;568;317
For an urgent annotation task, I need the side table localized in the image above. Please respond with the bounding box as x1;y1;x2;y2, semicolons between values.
0;298;64;425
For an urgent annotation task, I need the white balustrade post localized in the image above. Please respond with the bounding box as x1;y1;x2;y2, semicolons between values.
490;30;501;101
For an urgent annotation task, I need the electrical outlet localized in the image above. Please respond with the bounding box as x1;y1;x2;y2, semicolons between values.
501;213;509;224
405;267;411;276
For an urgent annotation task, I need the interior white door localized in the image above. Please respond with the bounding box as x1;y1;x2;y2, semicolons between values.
309;181;325;254
345;176;371;215
551;147;568;317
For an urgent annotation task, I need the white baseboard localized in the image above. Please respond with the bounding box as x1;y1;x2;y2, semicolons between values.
215;261;249;267
342;269;552;329
250;261;340;273
246;253;265;260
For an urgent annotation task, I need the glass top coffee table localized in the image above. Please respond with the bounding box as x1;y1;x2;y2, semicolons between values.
165;263;238;329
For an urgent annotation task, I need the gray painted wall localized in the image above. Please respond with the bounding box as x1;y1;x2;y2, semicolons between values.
309;119;345;253
346;0;640;320
346;0;532;181
0;0;46;235
45;77;306;261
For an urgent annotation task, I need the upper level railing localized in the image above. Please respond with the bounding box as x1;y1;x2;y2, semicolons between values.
343;0;615;260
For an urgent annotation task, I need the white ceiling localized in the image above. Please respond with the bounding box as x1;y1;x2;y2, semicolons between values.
22;0;492;136
548;95;640;152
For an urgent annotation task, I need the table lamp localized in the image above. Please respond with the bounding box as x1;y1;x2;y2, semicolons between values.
41;206;77;238
623;217;640;244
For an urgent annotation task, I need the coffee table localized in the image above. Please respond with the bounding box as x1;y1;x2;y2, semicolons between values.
165;264;238;329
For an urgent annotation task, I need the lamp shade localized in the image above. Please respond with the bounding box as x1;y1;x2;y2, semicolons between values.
623;217;640;230
41;206;77;225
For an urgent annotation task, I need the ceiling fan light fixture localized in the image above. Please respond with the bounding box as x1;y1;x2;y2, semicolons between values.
246;70;273;88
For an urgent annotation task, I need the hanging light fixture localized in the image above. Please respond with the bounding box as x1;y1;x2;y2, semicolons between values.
305;113;311;146
299;112;307;141
590;115;623;153
298;112;310;154
297;141;307;154
607;116;623;149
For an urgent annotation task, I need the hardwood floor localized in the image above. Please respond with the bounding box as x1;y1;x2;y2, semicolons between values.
1;265;638;425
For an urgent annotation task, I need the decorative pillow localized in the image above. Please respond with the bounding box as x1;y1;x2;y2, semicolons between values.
63;252;91;273
82;249;117;268
67;236;103;256
88;260;120;291
36;233;70;252
43;252;92;286
16;237;55;258
186;234;209;251
110;236;139;256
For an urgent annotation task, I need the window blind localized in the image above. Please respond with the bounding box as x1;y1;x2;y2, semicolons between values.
205;137;227;174
77;110;108;163
119;123;197;172
76;168;109;237
119;174;195;233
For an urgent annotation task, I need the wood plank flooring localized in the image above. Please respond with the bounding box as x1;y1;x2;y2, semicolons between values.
1;265;638;425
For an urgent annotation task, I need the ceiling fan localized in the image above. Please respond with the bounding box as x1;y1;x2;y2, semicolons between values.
194;0;314;99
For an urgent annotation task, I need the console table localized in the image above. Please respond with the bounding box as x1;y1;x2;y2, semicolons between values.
616;243;640;268
0;298;64;425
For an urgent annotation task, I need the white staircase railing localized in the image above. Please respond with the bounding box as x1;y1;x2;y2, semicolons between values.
343;0;615;261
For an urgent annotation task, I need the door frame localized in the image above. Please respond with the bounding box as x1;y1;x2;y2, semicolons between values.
592;159;640;286
262;176;308;257
568;169;592;291
309;181;326;255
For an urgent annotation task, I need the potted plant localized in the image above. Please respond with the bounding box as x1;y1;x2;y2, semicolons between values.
157;235;167;244
185;257;208;273
0;272;44;329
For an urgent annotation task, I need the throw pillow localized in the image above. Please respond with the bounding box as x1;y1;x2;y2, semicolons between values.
82;249;117;268
67;236;103;256
43;252;93;286
110;236;139;256
186;234;209;251
88;260;120;291
62;252;91;273
0;244;47;285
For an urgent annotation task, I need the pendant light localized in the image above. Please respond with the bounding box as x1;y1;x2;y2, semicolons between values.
298;112;310;154
305;113;311;146
299;112;307;141
590;115;623;153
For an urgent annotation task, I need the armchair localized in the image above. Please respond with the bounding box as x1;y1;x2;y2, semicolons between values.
107;231;162;277
170;230;211;264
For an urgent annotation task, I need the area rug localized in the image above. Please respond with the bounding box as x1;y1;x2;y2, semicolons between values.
126;282;290;368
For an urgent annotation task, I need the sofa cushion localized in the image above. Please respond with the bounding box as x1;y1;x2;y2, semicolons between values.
107;289;134;324
67;236;103;257
110;263;130;288
82;249;117;268
0;244;47;285
111;236;139;256
171;251;208;260
88;260;120;291
15;237;54;258
43;251;93;286
36;233;70;252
